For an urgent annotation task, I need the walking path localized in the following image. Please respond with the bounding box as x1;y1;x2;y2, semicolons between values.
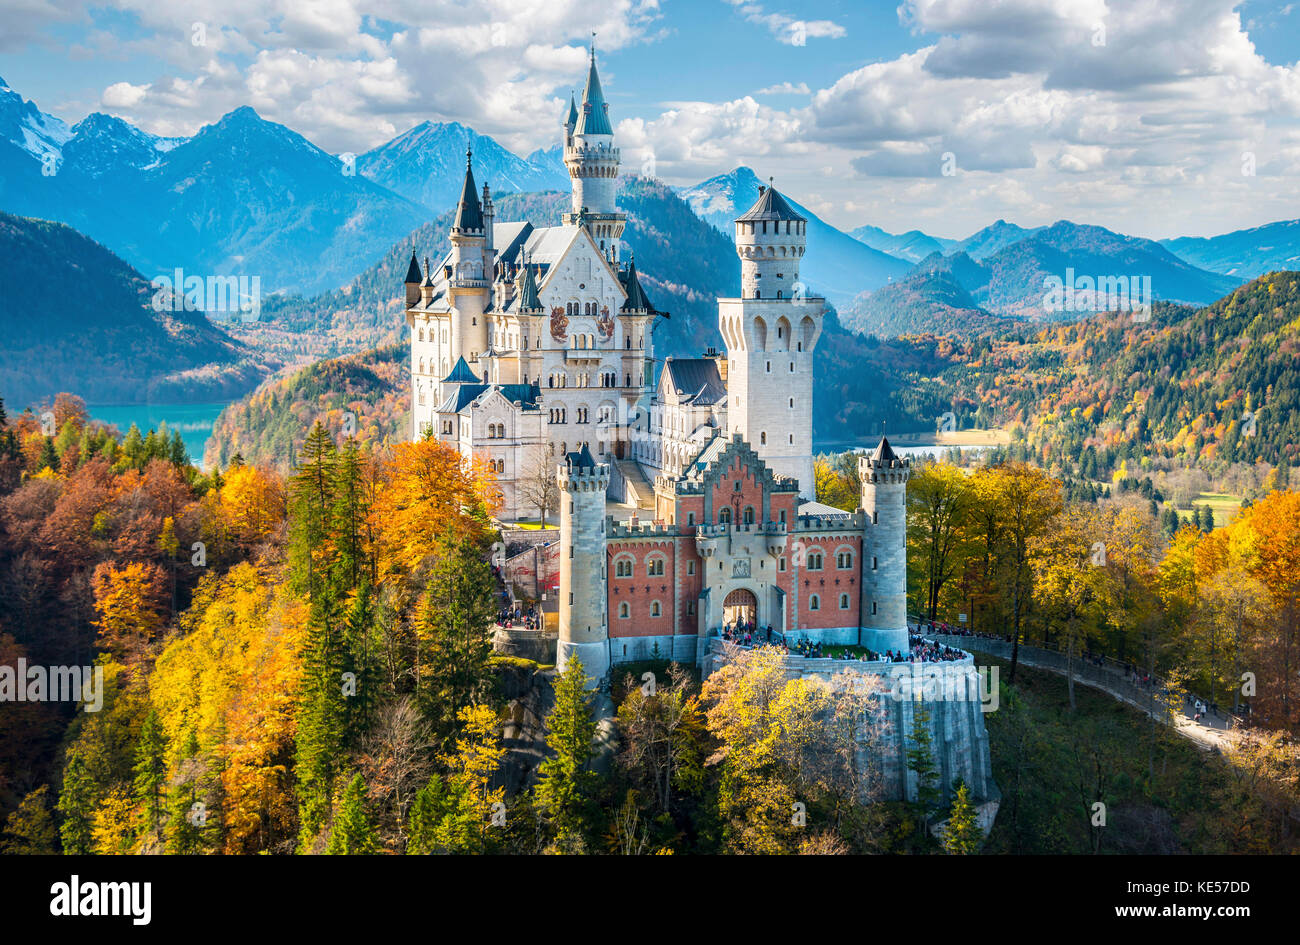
928;632;1240;753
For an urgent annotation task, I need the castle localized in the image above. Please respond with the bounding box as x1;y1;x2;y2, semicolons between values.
404;54;912;683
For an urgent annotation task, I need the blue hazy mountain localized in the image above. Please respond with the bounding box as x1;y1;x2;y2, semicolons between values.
850;224;957;263
0;77;433;296
0;210;268;407
680;165;912;306
358;120;570;210
1161;219;1300;279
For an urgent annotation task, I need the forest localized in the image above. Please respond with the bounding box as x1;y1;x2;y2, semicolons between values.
2;388;1298;854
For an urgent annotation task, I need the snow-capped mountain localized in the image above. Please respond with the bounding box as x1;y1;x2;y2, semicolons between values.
358;120;570;210
681;166;911;306
61;113;183;178
0;75;71;162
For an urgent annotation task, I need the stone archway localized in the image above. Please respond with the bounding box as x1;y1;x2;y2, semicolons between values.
723;587;758;629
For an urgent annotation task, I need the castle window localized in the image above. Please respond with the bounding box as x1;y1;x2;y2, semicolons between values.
837;550;853;569
809;594;820;611
647;556;665;576
743;506;755;525
872;556;878;570
734;480;742;492
619;602;630;618
840;594;850;610
778;557;786;572
472;318;477;326
719;508;732;524
651;601;661;617
789;362;794;372
873;511;878;525
780;510;787;524
777;291;782;299
807;551;823;571
616;558;633;578
687;602;696;615
789;398;794;408
687;561;695;575
797;342;803;352
766;361;771;373
872;601;877;616
687;512;696;526
760;432;766;445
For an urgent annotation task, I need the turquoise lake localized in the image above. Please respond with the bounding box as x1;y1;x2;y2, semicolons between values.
88;403;232;470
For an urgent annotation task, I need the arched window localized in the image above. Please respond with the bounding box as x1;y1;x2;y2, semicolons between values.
647;556;665;577
615;558;633;578
839;593;850;609
836;549;853;569
718;508;732;524
619;602;630;618
807;551;823;570
651;600;661;617
742;506;755;525
809;594;820;611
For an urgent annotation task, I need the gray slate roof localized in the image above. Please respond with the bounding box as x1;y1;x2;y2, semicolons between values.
736;184;806;224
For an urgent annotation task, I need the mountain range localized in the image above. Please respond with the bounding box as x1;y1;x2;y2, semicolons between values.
845;220;1245;335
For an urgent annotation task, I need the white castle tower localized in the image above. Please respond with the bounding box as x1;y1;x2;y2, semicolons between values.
447;149;491;368
859;438;910;654
717;182;824;497
563;50;626;262
556;445;610;686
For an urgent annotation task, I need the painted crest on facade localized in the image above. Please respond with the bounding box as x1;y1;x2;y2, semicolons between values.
596;305;614;339
732;558;751;578
550;306;568;341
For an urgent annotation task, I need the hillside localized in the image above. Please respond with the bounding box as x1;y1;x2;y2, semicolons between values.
206;344;408;470
0;212;272;408
928;273;1300;476
842;266;1013;338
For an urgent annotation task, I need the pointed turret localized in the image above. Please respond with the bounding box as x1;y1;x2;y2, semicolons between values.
575;56;613;136
442;356;481;385
566;91;578;133
518;262;542;312
404;252;423;306
452;149;484;234
620;256;654;314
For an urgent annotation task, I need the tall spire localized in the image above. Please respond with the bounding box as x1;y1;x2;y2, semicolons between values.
575;49;613;136
452;147;483;233
566;90;578;129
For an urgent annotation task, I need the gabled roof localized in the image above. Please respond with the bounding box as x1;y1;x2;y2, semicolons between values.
404;252;422;284
452;150;484;233
736;183;806;224
575;58;613;136
442;356;481;385
661;358;725;406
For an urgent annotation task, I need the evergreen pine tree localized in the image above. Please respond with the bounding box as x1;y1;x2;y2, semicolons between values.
326;774;378;855
535;657;599;852
906;703;941;838
57;751;96;855
132;709;169;847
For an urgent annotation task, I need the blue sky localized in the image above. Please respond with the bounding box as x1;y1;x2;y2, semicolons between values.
3;0;1299;238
